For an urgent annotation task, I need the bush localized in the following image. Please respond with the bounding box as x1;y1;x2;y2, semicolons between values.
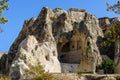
98;58;115;74
25;64;57;80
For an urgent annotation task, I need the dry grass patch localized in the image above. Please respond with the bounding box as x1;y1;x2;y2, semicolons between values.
25;64;60;80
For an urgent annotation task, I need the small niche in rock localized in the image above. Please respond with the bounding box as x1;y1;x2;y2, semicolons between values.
53;51;56;56
35;46;38;50
31;50;34;53
45;55;50;61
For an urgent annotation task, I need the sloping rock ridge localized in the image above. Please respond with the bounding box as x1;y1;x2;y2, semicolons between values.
2;7;120;79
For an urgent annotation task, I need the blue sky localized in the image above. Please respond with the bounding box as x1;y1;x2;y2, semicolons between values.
0;0;119;52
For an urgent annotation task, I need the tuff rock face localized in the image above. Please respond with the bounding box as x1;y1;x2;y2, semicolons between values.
0;7;104;79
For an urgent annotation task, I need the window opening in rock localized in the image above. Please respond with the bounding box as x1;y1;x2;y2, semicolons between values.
87;41;90;46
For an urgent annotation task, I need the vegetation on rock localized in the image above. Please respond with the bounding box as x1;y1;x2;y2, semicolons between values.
98;58;115;74
101;23;120;46
25;64;58;80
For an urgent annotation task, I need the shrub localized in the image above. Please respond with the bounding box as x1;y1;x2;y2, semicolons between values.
25;64;57;80
98;58;115;74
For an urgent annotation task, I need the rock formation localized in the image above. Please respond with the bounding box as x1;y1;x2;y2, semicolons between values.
3;7;120;79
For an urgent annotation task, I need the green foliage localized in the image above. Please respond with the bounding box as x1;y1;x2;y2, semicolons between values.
99;58;115;74
101;24;120;47
106;0;120;14
25;64;57;80
0;0;9;32
0;0;9;23
0;74;10;80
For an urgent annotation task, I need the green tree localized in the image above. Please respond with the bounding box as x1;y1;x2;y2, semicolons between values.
106;0;120;14
101;24;120;46
0;0;9;32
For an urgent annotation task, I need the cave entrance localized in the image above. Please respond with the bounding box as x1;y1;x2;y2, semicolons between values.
57;41;81;64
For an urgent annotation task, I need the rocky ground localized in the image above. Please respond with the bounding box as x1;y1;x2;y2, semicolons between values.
52;73;120;80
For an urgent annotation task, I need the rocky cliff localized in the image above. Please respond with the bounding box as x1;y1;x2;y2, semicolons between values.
0;7;120;79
